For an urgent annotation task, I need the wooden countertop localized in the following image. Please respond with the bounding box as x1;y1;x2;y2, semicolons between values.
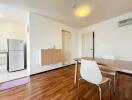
75;57;132;74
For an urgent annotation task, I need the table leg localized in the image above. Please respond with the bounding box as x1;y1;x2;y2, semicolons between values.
74;60;79;84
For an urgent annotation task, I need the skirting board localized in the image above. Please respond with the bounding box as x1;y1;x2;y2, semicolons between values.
0;77;30;91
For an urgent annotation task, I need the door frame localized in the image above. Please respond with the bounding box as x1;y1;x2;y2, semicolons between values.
93;32;95;59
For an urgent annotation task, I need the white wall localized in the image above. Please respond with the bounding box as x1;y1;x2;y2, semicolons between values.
79;12;132;61
0;20;26;50
29;13;78;74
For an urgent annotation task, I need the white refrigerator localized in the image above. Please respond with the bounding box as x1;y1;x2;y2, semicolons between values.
7;39;25;72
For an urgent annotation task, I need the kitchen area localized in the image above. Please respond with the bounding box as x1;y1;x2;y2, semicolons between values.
0;4;29;90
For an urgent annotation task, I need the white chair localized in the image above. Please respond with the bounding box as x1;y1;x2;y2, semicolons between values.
78;59;111;100
102;55;116;93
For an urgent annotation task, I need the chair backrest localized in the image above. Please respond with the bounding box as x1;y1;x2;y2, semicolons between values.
103;55;115;60
80;59;102;85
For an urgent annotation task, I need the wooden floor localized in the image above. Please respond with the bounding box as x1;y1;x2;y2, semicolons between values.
0;65;131;100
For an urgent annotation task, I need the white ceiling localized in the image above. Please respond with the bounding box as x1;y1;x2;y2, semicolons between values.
0;0;132;28
0;4;27;24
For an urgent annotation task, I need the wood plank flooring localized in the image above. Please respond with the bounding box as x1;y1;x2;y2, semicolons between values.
0;65;131;100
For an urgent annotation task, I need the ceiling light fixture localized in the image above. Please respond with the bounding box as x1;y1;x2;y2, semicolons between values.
75;6;91;17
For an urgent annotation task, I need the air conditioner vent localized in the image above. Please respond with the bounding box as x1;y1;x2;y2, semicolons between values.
118;18;132;27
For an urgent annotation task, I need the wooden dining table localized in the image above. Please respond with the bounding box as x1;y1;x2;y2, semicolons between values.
74;57;132;84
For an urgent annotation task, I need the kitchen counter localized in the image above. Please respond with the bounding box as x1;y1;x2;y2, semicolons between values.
0;50;8;54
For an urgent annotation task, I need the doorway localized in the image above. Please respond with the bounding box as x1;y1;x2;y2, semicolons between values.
62;30;72;65
0;4;29;83
81;32;95;58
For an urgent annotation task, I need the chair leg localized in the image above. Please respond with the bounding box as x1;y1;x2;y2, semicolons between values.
98;85;102;100
108;80;111;100
77;78;81;100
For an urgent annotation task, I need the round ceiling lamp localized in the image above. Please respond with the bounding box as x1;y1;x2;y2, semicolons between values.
74;6;91;17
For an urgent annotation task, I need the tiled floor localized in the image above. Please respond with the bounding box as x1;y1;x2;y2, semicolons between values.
0;65;29;83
